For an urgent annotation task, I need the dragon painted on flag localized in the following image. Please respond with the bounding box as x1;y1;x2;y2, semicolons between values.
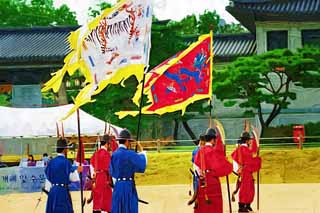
116;33;213;118
42;0;152;119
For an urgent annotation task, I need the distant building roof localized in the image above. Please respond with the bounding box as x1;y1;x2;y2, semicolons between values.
182;33;256;61
227;0;320;32
0;26;77;66
214;33;256;61
0;26;256;67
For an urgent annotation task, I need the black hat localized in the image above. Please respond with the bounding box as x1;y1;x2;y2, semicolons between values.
56;138;73;149
193;133;206;145
240;132;251;141
204;128;216;141
116;129;134;141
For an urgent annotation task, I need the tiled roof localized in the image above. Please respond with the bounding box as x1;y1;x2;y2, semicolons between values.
0;27;256;66
0;26;77;65
231;0;320;14
214;33;256;60
227;0;320;32
182;33;256;61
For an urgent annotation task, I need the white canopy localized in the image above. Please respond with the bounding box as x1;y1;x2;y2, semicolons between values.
0;104;122;137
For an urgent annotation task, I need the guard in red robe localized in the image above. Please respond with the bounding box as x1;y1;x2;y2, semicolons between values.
231;132;262;212
90;134;113;213
194;128;233;213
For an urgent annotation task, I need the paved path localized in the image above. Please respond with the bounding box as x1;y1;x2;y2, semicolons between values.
0;184;319;212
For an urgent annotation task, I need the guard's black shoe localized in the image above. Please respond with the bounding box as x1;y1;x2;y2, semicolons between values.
245;203;253;211
238;203;249;212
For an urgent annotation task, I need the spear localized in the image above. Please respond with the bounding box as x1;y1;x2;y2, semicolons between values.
76;109;84;213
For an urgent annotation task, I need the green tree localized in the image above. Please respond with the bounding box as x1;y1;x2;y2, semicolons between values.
88;2;112;18
178;14;198;35
188;9;247;35
0;0;77;27
219;23;247;34
213;48;320;135
0;94;10;106
150;21;188;68
198;10;220;34
81;77;156;137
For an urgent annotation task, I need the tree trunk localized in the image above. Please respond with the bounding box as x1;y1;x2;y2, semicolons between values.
57;81;68;105
182;121;196;140
173;119;179;140
260;124;267;138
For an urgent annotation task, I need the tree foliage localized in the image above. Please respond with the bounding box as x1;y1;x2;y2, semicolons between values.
171;10;247;35
0;94;10;106
219;23;247;34
88;2;112;18
81;77;156;137
213;48;320;135
0;0;77;27
178;14;198;35
198;10;220;34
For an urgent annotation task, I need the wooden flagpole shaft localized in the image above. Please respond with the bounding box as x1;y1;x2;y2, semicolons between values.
133;68;149;205
136;70;147;143
209;100;213;128
76;109;84;213
224;144;232;213
257;148;260;211
226;175;232;213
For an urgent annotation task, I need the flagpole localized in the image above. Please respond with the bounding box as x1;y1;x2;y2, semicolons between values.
257;147;260;211
223;122;232;213
210;29;232;213
226;167;232;213
133;66;149;206
136;67;147;143
209;100;213;128
76;109;84;213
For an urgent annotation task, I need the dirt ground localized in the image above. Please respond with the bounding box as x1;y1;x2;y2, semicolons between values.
0;184;319;213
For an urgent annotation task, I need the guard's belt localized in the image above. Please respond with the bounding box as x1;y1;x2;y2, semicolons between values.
116;177;133;181
52;183;68;187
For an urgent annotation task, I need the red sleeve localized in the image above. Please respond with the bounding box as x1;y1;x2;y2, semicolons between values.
231;148;238;162
194;147;208;171
231;146;244;165
214;136;225;154
90;152;96;168
208;151;232;177
247;156;262;172
250;137;258;154
194;148;201;169
111;139;118;152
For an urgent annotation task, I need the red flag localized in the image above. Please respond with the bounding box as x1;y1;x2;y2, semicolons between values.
116;33;213;118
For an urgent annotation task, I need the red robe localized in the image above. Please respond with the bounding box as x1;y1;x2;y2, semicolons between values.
231;138;261;204
90;147;112;212
111;138;118;152
194;141;233;213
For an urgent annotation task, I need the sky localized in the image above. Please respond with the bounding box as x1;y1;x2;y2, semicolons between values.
54;0;238;25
